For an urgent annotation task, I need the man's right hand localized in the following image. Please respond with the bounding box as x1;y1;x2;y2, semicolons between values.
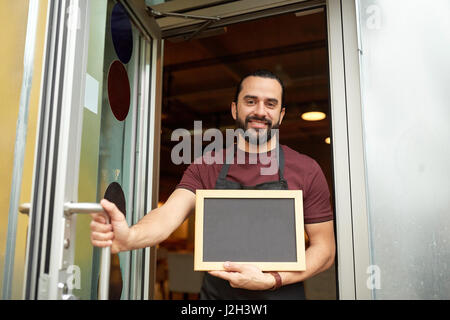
90;198;131;254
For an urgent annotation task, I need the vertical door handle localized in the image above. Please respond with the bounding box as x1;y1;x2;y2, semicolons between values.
19;202;111;300
64;202;110;300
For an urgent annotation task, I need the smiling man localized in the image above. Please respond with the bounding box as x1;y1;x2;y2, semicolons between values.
233;71;285;148
90;69;335;300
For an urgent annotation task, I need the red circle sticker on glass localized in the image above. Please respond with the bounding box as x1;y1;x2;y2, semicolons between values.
107;60;130;121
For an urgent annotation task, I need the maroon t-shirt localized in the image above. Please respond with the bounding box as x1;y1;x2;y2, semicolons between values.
176;144;333;224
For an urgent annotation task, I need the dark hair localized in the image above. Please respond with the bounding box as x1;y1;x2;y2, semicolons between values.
233;69;285;107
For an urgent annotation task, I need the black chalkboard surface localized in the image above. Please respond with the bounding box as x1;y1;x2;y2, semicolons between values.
194;190;306;271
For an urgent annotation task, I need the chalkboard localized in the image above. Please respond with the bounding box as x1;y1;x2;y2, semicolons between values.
194;190;306;271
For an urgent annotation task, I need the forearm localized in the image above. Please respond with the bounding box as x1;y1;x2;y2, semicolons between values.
124;188;196;251
126;207;173;250
278;242;335;286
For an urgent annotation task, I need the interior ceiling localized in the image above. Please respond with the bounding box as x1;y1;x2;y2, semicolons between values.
157;8;332;200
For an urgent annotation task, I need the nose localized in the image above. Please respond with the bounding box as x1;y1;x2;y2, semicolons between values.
253;100;267;118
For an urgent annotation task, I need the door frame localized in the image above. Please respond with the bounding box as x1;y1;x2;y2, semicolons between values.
22;0;163;300
23;0;92;299
121;0;164;301
146;0;372;300
326;0;371;300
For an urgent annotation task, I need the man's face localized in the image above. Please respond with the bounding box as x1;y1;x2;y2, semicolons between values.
232;76;285;145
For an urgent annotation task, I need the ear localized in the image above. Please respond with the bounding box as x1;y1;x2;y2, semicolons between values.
231;102;237;120
279;107;286;125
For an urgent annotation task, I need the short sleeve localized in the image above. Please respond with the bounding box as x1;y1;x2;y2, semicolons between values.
175;163;204;194
303;161;334;224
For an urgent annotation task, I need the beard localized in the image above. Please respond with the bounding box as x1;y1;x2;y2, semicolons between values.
235;114;280;145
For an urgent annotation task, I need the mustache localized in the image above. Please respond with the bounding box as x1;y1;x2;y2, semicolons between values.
245;115;272;127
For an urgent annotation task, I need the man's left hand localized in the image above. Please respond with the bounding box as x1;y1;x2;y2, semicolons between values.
208;261;276;290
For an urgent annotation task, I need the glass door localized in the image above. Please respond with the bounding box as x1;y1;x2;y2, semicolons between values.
75;0;141;300
355;0;450;299
21;0;162;300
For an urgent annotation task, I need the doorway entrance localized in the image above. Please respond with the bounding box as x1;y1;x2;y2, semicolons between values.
155;6;337;300
4;0;366;300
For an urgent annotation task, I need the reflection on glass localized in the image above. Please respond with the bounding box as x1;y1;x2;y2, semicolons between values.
111;2;133;64
357;0;450;299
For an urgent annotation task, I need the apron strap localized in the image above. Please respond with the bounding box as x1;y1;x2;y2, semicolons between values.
217;145;234;180
218;163;231;180
278;144;285;181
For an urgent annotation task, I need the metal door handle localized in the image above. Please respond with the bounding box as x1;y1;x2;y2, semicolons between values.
19;202;105;214
19;202;111;300
64;202;104;214
63;202;110;300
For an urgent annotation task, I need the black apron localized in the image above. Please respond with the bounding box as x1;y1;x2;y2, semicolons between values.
200;145;306;300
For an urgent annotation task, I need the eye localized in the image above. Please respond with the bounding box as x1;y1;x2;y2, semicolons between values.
246;98;256;105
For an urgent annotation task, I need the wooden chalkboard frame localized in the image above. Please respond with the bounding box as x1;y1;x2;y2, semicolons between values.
194;189;306;271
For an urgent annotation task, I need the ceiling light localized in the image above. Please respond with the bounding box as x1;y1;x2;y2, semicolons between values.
301;111;326;121
301;102;326;121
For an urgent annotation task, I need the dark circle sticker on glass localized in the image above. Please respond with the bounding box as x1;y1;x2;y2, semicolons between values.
103;182;126;217
111;2;133;64
107;60;131;121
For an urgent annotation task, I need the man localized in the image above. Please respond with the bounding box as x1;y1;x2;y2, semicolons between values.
90;70;335;300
